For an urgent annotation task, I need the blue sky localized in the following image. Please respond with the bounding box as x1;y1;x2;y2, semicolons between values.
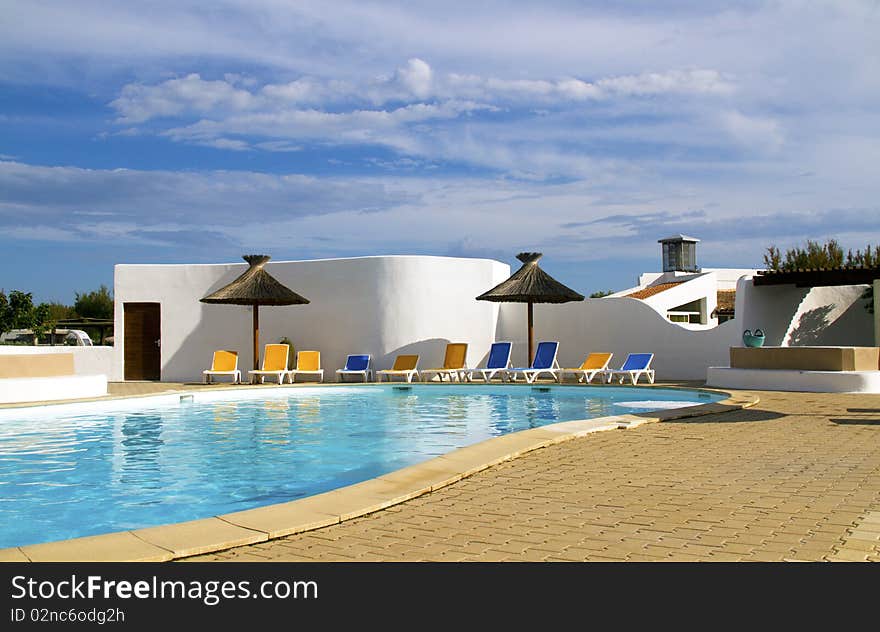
1;1;879;304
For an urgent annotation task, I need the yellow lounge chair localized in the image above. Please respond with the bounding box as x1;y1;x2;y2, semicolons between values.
377;354;420;383
560;352;613;384
421;343;468;382
248;343;290;384
202;350;241;384
289;350;324;383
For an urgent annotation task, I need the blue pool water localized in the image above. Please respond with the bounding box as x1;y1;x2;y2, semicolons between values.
0;384;722;548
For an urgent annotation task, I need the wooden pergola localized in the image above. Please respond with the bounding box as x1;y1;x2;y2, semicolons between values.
753;266;880;288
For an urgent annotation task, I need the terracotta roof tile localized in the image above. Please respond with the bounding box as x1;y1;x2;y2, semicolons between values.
626;281;684;300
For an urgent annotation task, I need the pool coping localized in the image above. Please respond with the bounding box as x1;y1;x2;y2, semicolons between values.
0;383;758;562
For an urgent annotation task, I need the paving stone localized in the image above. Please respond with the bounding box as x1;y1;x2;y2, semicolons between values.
181;389;880;563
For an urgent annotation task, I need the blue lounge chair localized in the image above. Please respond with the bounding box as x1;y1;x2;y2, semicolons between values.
336;354;372;382
603;353;655;385
506;341;560;384
462;341;513;383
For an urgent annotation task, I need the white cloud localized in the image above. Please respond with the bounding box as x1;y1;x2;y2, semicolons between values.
105;60;740;179
0;160;411;232
2;1;879;291
396;58;433;99
111;73;257;123
720;110;784;152
111;63;735;124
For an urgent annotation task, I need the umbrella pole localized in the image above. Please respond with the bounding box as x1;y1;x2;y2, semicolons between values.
527;301;534;366
253;304;260;373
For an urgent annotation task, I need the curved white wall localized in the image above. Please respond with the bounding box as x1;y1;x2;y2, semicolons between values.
498;296;741;380
114;256;509;383
782;285;873;346
113;257;876;385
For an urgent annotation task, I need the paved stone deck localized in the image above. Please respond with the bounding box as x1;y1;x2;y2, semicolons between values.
188;390;880;562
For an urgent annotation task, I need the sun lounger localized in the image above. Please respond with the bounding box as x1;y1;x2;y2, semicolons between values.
248;343;290;384
603;353;655;385
336;354;372;382
289;350;324;383
421;343;468;382
377;354;420;383
203;350;242;384
462;341;512;383
506;341;560;383
560;352;613;384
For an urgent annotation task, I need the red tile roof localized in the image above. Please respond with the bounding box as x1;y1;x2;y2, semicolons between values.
626;281;684;300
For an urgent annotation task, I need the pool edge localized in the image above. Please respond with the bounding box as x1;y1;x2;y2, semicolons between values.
1;386;759;562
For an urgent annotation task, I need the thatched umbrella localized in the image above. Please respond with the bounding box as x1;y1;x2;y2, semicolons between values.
200;255;309;371
477;252;584;365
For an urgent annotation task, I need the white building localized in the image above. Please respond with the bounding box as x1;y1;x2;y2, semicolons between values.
107;243;876;385
608;235;758;328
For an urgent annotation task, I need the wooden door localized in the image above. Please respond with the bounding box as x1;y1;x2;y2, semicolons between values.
124;303;161;380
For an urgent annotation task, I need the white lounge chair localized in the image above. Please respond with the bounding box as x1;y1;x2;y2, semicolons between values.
506;341;560;384
248;343;290;384
202;350;241;384
289;350;324;383
559;352;613;384
336;354;372;382
377;354;420;383
462;341;512;383
421;343;468;382
603;353;655;385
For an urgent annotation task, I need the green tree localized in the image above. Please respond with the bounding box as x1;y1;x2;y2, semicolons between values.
74;285;114;320
764;239;877;313
589;289;614;298
1;291;50;344
8;290;38;330
44;302;77;322
763;239;845;271
0;291;11;338
31;303;51;341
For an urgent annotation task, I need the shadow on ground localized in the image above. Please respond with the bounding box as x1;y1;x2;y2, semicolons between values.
661;408;785;424
830;418;880;426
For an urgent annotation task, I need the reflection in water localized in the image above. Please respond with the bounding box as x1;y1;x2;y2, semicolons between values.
445;395;468;422
262;399;290;420
293;396;321;425
260;399;291;445
212;402;239;424
488;394;513;434
117;413;164;489
524;393;561;428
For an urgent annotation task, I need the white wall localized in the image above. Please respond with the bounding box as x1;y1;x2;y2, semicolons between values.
782;285;873;346
640;272;718;326
734;278;809;346
113;255;876;385
114;256;509;383
736;277;873;348
0;345;118;380
497;296;741;380
702;268;759;290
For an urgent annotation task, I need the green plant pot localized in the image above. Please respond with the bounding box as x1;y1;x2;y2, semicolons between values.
742;329;765;348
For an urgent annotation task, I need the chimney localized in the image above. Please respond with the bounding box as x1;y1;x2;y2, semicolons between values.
659;234;700;273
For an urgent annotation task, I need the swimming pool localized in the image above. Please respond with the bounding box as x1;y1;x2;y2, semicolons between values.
0;384;723;548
